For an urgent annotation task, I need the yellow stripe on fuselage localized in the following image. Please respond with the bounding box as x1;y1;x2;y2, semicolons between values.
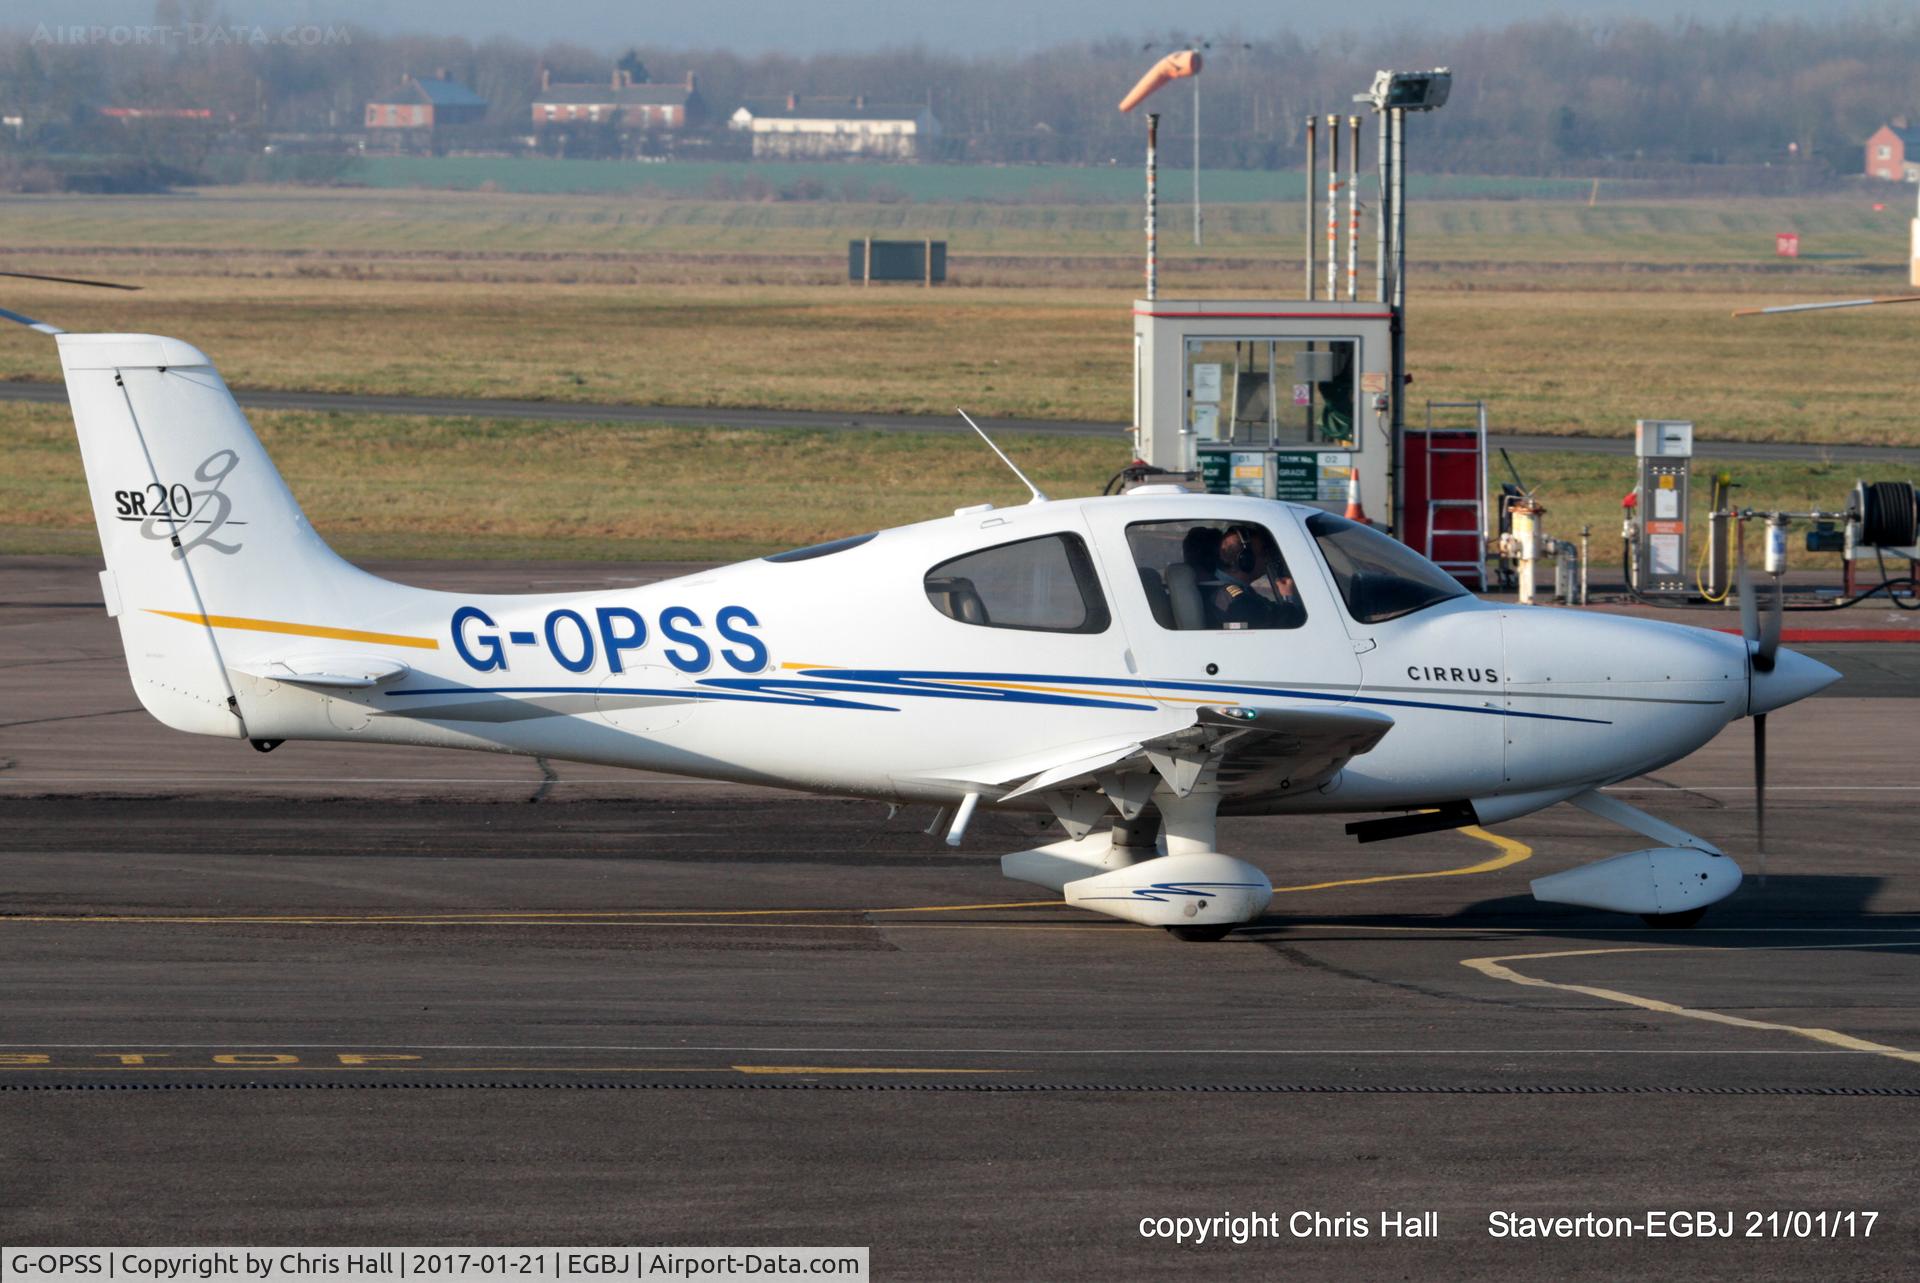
145;609;440;651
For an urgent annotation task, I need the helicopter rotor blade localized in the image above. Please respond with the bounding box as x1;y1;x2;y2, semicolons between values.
1731;294;1920;317
0;269;139;291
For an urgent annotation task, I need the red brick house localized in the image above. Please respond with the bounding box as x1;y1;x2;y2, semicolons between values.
532;68;704;129
364;73;488;131
1865;121;1920;182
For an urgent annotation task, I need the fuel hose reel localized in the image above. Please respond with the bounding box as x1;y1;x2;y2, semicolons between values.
1855;480;1919;549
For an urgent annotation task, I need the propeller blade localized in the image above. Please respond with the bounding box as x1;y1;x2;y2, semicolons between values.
1757;572;1782;675
0;269;139;291
1734;535;1780;674
1754;711;1767;886
1737;538;1759;652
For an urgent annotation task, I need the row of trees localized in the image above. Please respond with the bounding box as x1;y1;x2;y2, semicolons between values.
4;9;1920;178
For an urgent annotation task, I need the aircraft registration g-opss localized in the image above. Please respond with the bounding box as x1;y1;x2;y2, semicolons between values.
17;323;1839;940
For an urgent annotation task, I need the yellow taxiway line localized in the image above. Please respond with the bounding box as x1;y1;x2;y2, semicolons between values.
0;1063;998;1076
1273;824;1529;893
1440;826;1920;1066
0;902;1056;925
0;826;1530;929
1463;941;1920;1066
732;1064;1005;1076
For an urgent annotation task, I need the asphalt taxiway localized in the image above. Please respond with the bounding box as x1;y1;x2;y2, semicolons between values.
2;557;1917;1277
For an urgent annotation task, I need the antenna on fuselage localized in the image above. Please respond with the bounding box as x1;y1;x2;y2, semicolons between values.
956;408;1049;504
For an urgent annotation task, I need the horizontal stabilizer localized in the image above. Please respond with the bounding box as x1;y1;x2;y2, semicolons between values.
232;654;410;689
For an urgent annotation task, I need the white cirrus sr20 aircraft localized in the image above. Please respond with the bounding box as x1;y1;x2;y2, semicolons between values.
10;318;1840;940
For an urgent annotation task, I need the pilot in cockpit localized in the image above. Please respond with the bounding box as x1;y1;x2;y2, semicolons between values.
1212;524;1307;630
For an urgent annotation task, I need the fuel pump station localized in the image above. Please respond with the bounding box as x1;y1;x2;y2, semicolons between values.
1629;419;1694;596
1131;298;1391;509
1621;423;1918;611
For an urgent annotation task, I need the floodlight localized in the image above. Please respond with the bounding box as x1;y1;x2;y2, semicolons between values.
1366;69;1451;112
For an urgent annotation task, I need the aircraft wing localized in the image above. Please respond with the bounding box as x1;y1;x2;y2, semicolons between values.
910;704;1393;836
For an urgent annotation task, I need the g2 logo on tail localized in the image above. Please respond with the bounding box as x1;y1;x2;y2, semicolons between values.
113;450;245;558
453;604;768;676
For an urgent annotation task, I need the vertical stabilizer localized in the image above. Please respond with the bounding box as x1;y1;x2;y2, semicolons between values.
57;333;388;738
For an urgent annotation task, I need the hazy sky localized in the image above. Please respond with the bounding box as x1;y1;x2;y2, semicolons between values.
20;0;1868;56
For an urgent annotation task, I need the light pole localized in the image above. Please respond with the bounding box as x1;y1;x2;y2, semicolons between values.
1358;68;1450;539
1192;67;1201;247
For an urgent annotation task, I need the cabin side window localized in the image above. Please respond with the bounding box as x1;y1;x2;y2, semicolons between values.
1125;519;1308;631
924;533;1111;634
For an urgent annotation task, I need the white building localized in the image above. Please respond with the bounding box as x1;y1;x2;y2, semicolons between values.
729;94;939;160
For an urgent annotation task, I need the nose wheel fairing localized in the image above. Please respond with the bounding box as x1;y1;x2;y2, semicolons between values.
1530;846;1742;918
1527;788;1743;921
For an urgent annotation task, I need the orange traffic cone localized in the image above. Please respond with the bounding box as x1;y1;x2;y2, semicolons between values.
1343;467;1370;524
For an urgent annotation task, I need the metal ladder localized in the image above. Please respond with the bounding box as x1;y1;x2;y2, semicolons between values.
1422;400;1488;590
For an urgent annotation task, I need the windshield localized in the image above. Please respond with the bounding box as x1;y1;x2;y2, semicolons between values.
1306;512;1471;624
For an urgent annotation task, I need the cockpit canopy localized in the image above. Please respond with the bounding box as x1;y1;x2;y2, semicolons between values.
909;505;1470;638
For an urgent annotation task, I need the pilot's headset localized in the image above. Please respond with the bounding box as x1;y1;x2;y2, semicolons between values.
1221;525;1258;574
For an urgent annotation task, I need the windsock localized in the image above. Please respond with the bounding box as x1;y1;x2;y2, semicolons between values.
1119;50;1202;113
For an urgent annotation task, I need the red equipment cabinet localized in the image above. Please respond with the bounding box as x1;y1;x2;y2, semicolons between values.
1399;401;1487;590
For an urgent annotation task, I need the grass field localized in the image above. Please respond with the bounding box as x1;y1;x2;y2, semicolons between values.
0;186;1910;266
0;183;1910;564
0;401;1858;571
0;403;1120;561
0;270;1912;443
342;156;1598;203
